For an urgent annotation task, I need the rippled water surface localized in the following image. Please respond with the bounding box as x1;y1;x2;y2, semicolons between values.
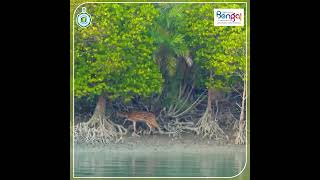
74;145;246;177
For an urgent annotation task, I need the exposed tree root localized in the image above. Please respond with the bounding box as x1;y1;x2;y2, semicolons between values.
161;118;199;138
166;86;206;118
157;85;205;138
195;108;227;141
234;119;246;144
74;115;127;145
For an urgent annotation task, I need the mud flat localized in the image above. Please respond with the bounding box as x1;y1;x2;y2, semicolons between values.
74;134;246;153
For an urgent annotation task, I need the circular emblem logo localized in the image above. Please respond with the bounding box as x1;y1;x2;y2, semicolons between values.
77;7;91;27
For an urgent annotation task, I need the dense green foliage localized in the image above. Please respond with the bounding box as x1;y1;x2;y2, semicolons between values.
150;4;192;106
74;3;247;108
74;4;164;101
184;3;246;90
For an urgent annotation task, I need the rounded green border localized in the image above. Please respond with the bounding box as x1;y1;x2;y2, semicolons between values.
70;1;250;179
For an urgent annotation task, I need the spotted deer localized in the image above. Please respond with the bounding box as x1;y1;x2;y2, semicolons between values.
116;111;161;136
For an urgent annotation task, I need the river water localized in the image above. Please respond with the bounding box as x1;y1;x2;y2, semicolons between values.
74;145;246;177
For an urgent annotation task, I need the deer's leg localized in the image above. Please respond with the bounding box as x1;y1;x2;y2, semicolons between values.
146;123;152;135
157;127;163;134
133;121;136;133
132;121;140;137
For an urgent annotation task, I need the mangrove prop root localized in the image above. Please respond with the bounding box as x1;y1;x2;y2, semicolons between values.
234;120;246;144
74;116;127;145
161;118;199;138
157;88;206;138
195;108;227;140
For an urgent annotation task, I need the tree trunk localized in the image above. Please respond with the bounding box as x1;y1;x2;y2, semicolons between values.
74;94;128;144
195;87;225;140
88;94;106;127
239;81;246;125
93;95;106;119
207;88;214;115
235;80;246;144
207;72;214;117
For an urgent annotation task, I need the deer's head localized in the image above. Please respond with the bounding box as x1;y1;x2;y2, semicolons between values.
116;112;128;118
